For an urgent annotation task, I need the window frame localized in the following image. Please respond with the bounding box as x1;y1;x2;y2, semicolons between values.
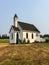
11;33;13;40
36;33;39;37
32;33;33;39
26;33;28;39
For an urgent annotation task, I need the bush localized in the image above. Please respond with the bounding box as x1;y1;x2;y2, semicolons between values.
45;39;49;43
34;41;39;43
18;39;22;44
27;39;30;43
23;38;26;44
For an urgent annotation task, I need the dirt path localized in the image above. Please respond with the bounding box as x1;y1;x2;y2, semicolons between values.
0;43;9;48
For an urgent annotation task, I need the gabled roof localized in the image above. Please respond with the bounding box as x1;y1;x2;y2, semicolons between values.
18;21;40;33
9;26;20;33
9;21;40;33
12;26;20;31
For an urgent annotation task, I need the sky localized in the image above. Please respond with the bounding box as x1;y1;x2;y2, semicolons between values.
0;0;49;35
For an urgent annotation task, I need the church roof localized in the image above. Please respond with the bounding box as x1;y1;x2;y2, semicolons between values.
12;26;20;31
9;21;40;33
9;26;20;33
18;21;40;33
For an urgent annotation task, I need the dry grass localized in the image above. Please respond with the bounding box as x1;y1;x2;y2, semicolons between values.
0;43;49;65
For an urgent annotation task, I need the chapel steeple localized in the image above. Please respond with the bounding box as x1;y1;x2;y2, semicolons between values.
14;14;18;27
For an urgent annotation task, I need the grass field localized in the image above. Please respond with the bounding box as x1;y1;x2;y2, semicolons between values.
0;43;49;65
0;39;9;43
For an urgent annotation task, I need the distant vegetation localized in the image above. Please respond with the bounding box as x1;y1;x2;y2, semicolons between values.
0;34;9;39
0;34;9;43
40;34;49;43
40;34;49;38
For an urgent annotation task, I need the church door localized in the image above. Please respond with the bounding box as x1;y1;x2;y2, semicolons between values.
16;32;19;44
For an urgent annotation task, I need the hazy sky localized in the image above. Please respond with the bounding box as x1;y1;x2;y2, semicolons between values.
0;0;49;35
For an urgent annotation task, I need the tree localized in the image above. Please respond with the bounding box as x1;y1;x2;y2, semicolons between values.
43;34;49;38
2;34;9;39
0;35;1;39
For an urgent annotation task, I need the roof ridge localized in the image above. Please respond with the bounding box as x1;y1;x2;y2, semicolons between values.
18;21;40;33
18;21;34;26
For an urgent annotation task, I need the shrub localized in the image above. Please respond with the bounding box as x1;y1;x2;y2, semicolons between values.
34;40;39;43
23;38;26;44
18;39;22;44
45;39;49;43
27;39;30;44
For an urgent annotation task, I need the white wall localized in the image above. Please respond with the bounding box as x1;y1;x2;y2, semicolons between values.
9;28;16;43
9;27;40;43
18;23;23;42
14;31;20;43
9;28;21;43
34;33;40;42
14;17;18;27
10;21;22;43
23;30;40;43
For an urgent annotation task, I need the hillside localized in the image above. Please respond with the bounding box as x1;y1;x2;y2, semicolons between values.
0;43;49;65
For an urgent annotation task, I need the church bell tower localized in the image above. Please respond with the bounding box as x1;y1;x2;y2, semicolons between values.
14;14;18;27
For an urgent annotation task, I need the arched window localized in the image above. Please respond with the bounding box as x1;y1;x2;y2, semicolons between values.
11;33;13;39
32;33;33;39
26;33;28;38
36;33;38;37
